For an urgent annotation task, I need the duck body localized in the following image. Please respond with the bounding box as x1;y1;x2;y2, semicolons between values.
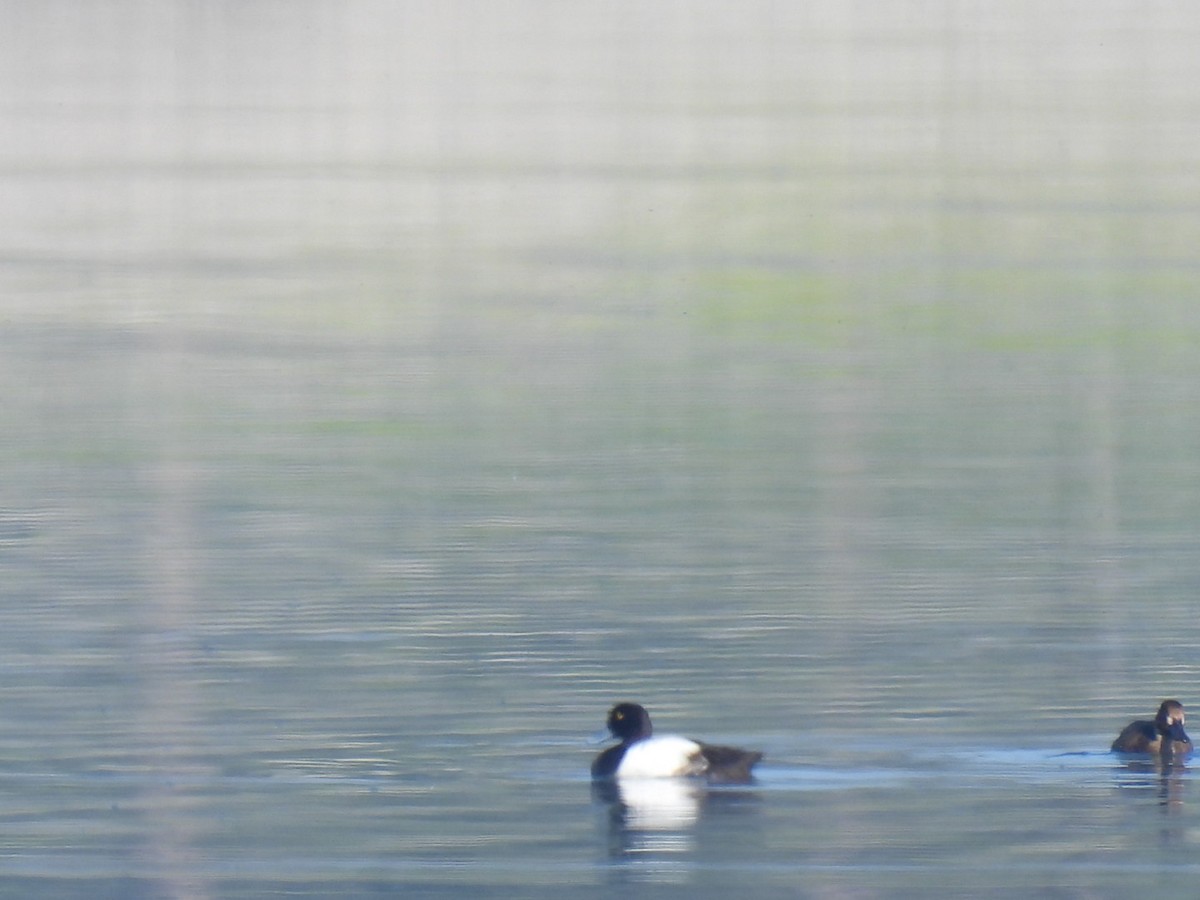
1111;699;1192;760
591;702;762;783
592;734;708;780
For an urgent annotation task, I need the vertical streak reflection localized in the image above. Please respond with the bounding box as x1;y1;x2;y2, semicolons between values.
135;331;213;899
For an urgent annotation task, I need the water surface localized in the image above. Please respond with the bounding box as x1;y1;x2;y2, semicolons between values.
3;1;1200;896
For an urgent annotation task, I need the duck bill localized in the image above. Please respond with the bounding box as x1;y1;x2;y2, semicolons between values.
590;728;615;745
1167;721;1191;746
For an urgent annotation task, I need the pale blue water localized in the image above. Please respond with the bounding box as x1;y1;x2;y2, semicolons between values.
4;1;1200;896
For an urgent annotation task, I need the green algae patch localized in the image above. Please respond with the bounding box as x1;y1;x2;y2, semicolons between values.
691;269;859;344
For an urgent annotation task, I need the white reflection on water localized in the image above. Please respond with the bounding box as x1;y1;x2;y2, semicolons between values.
599;777;703;831
593;779;701;885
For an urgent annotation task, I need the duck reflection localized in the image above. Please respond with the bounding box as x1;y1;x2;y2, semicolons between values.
595;777;703;833
1114;755;1188;811
593;777;762;878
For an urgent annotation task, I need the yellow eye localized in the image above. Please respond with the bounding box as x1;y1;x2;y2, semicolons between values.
614;711;624;720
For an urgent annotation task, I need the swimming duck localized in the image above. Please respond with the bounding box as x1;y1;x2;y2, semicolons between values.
1111;699;1192;760
591;702;762;783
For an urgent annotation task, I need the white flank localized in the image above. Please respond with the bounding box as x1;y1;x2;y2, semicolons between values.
616;735;708;778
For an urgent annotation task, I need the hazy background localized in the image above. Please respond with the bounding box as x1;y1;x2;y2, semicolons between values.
3;2;1200;896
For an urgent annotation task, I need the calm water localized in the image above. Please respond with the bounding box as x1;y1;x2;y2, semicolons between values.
4;2;1200;896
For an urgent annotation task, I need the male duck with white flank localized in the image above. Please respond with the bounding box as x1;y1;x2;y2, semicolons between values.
591;702;762;784
1111;699;1192;761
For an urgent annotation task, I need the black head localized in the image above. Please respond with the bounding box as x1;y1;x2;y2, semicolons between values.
605;702;653;743
1155;699;1190;745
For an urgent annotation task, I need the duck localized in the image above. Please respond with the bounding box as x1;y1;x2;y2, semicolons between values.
591;702;762;783
1111;699;1192;760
